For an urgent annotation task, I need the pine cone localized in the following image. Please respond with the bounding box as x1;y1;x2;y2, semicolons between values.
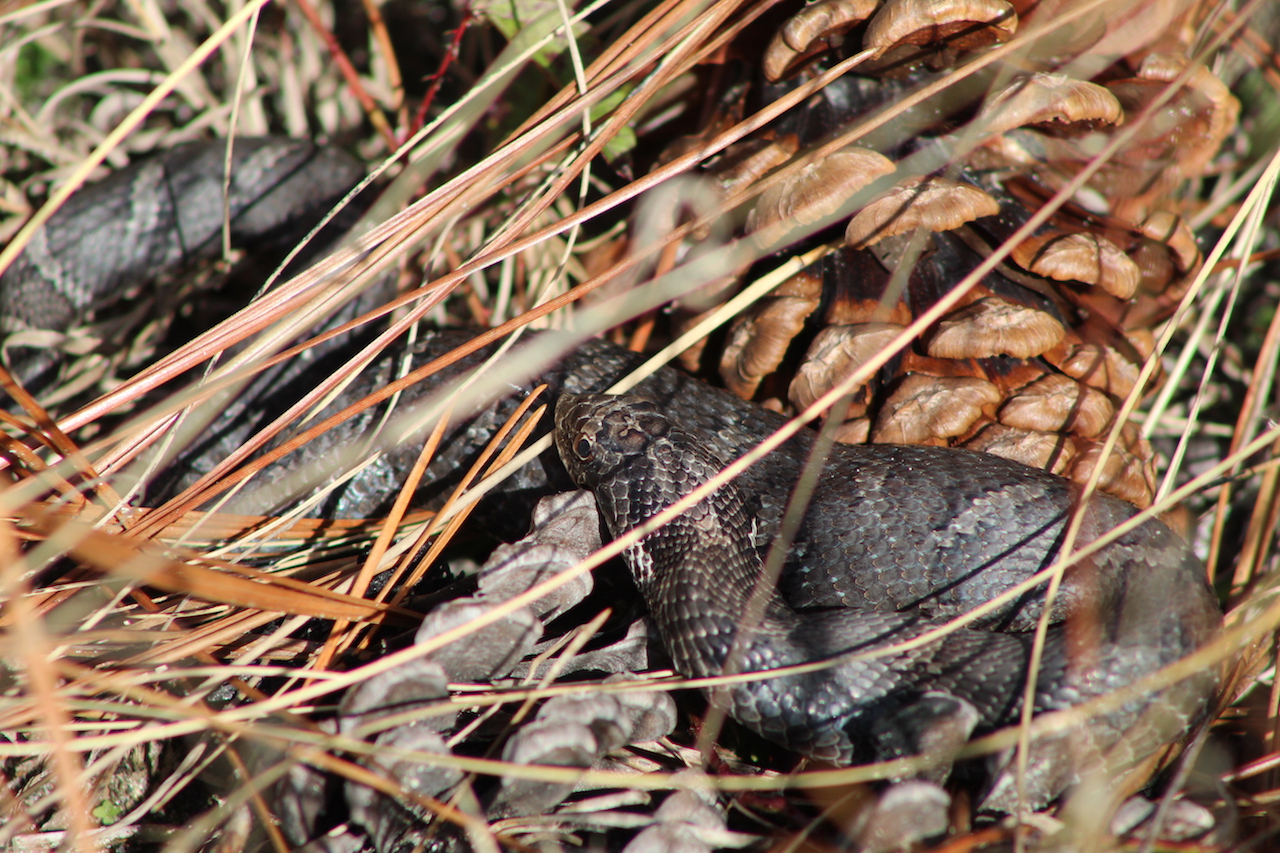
658;0;1234;509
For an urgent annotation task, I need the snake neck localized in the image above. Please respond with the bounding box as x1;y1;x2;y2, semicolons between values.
599;431;799;677
554;393;802;678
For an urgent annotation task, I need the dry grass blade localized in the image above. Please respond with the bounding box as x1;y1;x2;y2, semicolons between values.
17;508;403;623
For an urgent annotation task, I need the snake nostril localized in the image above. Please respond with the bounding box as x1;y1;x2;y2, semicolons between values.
575;437;592;459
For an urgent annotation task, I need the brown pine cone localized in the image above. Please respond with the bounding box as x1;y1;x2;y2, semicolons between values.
653;0;1235;509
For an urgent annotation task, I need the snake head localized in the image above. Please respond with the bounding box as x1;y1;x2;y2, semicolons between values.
554;393;670;488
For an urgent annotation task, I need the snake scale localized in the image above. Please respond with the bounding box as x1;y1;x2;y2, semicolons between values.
1;138;1222;812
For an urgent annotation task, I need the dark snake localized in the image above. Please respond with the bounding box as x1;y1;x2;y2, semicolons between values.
553;393;1220;811
0;138;1222;812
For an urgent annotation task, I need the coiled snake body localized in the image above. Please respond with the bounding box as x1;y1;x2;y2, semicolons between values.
2;139;1222;812
554;393;1220;811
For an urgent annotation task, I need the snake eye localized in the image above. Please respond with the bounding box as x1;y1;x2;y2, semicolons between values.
575;437;592;460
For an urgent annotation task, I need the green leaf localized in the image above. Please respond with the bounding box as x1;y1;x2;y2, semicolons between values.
93;800;125;825
476;0;586;69
590;85;638;161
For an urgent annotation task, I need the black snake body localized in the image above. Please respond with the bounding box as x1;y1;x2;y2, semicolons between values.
553;394;1220;811
1;139;1222;812
1;138;364;391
